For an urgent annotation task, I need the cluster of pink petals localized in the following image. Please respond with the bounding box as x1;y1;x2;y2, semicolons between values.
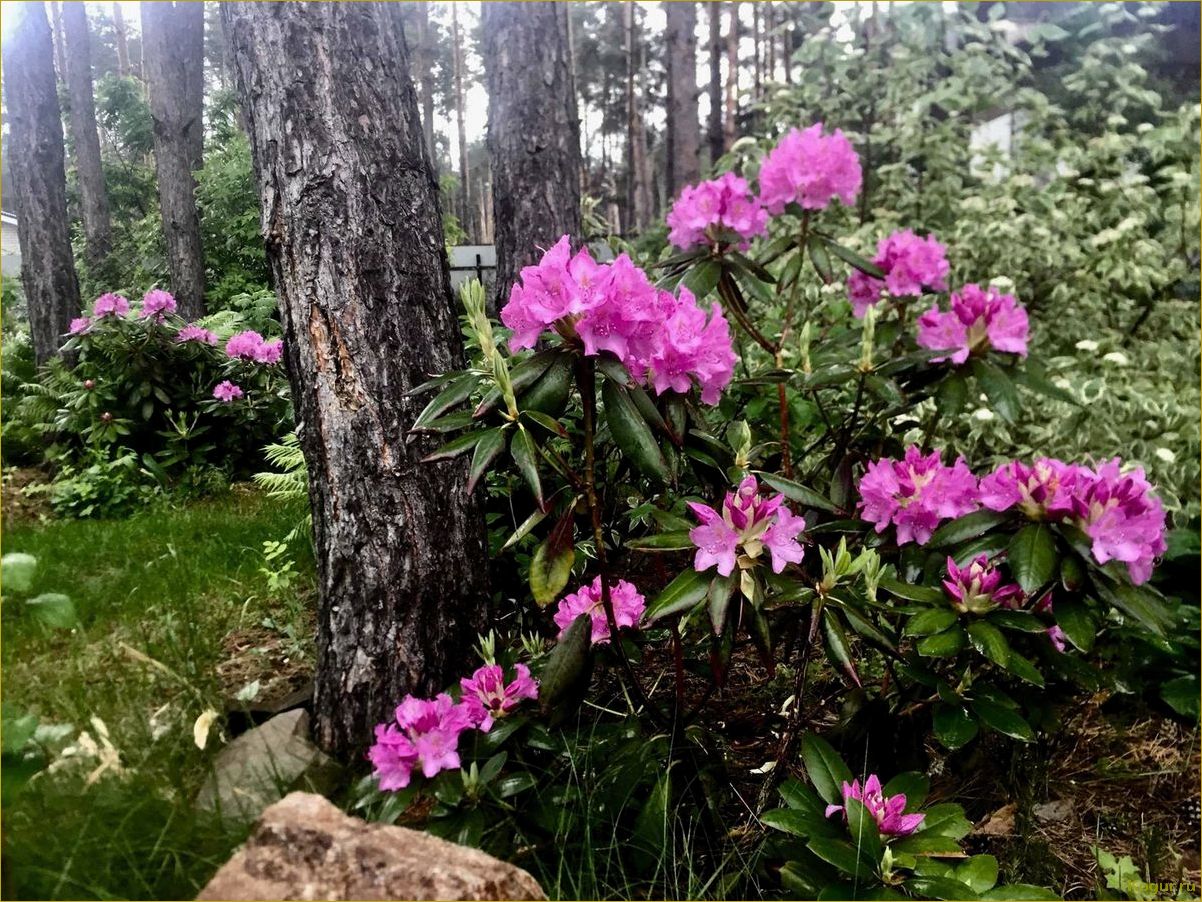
666;172;768;251
857;446;979;546
176;324;219;345
943;554;1024;613
69;316;92;335
212;380;244;403
368;694;476;791
225;330;284;364
92;293;130;318
825;775;925;837
552;576;646;644
848;230;950;318
501;236;735;405
139;289;178;320
980;457;1166;584
688;475;806;576
916;283;1029;364
758;123;862;214
458;663;539;731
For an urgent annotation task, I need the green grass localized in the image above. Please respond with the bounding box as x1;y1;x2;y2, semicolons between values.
2;490;315;901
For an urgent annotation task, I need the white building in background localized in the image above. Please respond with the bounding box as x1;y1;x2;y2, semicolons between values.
1;211;20;276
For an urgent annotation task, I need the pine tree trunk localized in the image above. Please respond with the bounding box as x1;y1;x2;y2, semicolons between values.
416;1;437;169
451;3;471;241
724;1;738;151
61;1;112;270
664;0;701;199
4;1;81;363
482;2;582;307
622;3;651;233
112;2;130;77
142;1;205;318
49;1;66;83
222;1;489;759
707;1;723;166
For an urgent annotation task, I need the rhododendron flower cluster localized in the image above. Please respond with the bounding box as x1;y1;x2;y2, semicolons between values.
176;324;219;345
459;663;539;731
139;289;177;320
69;316;91;335
848;230;949;318
917;283;1029;364
688;476;806;576
857;446;979;546
552;576;646;644
212;380;244;403
980;457;1166;584
500;236;735;404
758;122;862;213
93;293;130;318
225;330;283;364
824;774;925;837
943;554;1023;613
667;172;768;251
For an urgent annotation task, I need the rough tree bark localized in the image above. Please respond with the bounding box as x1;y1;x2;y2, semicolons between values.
3;1;81;363
142;1;205;318
482;2;582;308
112;2;130;77
707;1;723;166
222;1;490;758
664;0;701;199
62;1;113;269
451;3;471;240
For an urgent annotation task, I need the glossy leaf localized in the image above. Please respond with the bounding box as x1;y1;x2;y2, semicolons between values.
602;379;669;482
1008;524;1059;593
800;733;854;805
643;568;709;623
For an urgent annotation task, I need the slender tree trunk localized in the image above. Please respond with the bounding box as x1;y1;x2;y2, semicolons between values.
753;3;762;103
782;4;793;84
222;1;489;759
707;1;723;166
623;3;651;233
482;2;582;307
4;1;81;363
61;1;112;270
416;1;437;169
49;1;66;83
112;2;130;77
766;3;776;82
141;2;205;317
664;1;701;199
724;1;739;151
451;3;471;241
180;1;204;173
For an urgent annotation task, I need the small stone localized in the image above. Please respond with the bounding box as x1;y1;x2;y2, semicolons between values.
197;791;545;901
195;710;340;826
1033;799;1073;823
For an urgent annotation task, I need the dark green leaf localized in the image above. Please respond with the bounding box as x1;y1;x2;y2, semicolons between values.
683;259;722;298
906;876;979;900
966;621;1010;667
957;855;1000;893
879;576;945;605
1091;579;1172;638
800;733;854;805
413;374;477;429
538;614;592;718
822;610;861;687
822;238;885;279
971;359;1020;423
971;699;1034;742
1002;651;1045;687
988;610;1045;633
708;574;736;635
602;379;669;482
980;885;1060;900
510;427;544;507
918;627;967;657
928;510;1010;549
761;807;840;839
1008;524;1058;593
932;704;978;750
936;374;968;417
844;798;883;865
806;837;873;878
466;428;506;493
882;773;929;810
904;609;959;637
644;569;709;623
756;472;838;512
1052;597;1094;652
26;593;76;629
421;431;484;463
529;533;575;607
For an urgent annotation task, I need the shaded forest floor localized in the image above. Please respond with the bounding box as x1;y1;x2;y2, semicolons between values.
1;486;1197;900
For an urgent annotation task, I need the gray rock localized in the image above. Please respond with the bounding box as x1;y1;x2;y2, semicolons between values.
196;710;340;826
197;791;546;901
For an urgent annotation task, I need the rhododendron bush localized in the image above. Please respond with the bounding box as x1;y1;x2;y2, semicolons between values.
360;104;1188;898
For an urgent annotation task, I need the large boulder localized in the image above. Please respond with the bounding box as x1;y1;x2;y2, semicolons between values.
197;792;545;901
196;710;340;826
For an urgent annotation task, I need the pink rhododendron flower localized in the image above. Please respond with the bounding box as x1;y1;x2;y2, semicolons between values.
253;338;283;365
943;554;1024;613
500;237;735;404
688;475;806;576
176;324;218;345
917;283;1029;364
553;576;646;644
367;693;474;791
212;380;244;403
857;446;979;546
69;316;92;335
140;289;177;320
978;458;1081;520
758;122;862;213
459;663;539;731
225;330;265;360
847;230;949;318
1070;459;1167;585
666;172;768;251
92;293;130;318
824;774;925;837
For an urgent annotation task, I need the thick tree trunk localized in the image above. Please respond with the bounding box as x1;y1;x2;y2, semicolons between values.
222;1;489;759
724;1;739;151
482;2;582;308
180;1;205;173
61;1;112;270
707;1;723;166
112;2;130;77
3;1;81;363
142;1;205;318
451;3;471;241
664;1;701;199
